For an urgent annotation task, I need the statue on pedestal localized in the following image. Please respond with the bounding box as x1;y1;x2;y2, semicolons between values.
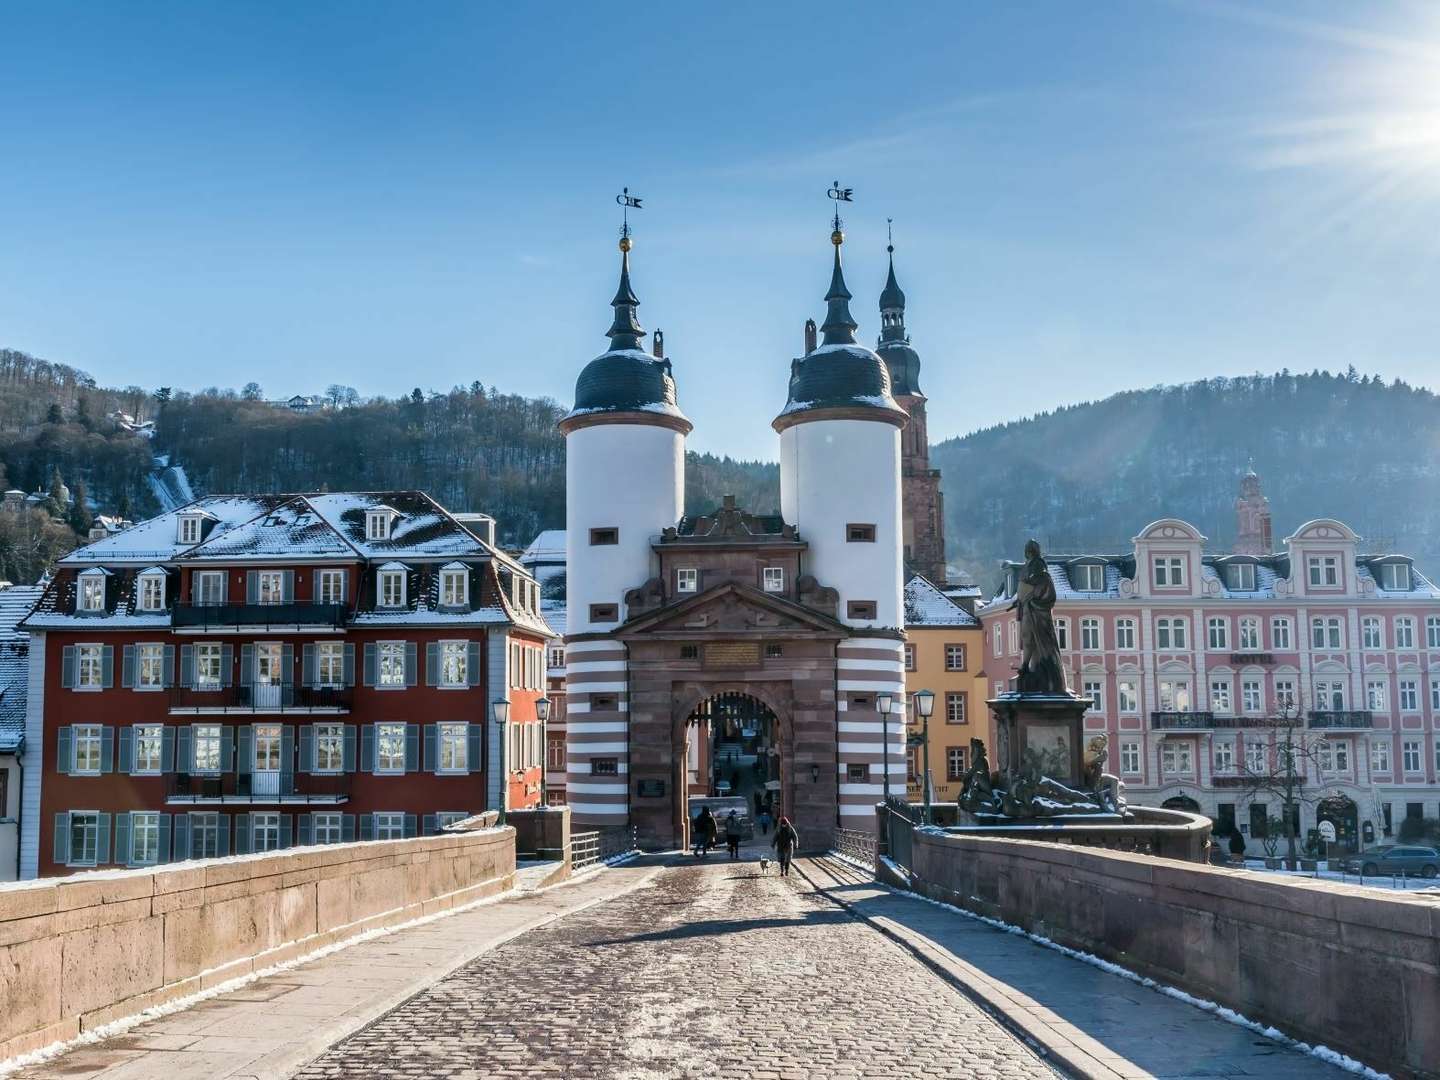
1010;539;1066;694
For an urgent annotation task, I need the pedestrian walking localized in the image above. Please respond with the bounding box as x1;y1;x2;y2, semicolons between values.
724;810;743;859
772;816;799;876
758;809;772;835
693;806;717;858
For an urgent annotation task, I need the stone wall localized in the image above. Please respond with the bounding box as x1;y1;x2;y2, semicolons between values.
903;828;1439;1080
0;826;515;1062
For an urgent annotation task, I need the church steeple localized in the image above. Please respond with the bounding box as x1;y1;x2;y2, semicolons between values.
879;222;907;344
820;229;858;346
605;237;645;352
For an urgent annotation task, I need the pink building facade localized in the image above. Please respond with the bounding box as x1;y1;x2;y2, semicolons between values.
980;513;1440;854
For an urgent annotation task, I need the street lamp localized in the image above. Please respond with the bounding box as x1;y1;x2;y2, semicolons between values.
913;689;936;824
877;691;894;804
492;697;511;824
535;697;551;805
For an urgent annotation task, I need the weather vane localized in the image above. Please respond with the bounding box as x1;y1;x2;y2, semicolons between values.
887;217;894;253
616;187;643;250
827;180;853;240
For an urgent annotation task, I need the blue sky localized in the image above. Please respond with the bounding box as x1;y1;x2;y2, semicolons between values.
2;2;1439;460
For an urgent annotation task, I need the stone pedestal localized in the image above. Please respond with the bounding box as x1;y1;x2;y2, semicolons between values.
987;691;1090;788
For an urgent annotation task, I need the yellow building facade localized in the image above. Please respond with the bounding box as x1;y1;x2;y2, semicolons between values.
902;577;993;807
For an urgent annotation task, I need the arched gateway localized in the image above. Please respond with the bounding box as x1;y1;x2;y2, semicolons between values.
559;221;909;851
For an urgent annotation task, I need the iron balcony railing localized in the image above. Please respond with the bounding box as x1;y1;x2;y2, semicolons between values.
169;684;352;713
1150;712;1277;730
164;769;352;803
1307;710;1375;729
173;602;348;629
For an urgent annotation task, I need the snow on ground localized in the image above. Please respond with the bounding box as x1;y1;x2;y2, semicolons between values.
1235;859;1440;894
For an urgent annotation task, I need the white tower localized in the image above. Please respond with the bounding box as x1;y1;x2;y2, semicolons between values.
558;234;690;825
775;220;909;826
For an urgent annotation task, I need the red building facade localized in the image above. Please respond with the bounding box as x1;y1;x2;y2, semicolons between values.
20;491;550;878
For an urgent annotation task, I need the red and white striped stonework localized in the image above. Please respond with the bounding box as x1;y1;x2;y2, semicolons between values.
563;639;629;825
836;638;908;825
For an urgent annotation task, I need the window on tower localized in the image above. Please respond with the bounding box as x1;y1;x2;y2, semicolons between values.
589;527;619;546
846;600;877;620
846;523;876;543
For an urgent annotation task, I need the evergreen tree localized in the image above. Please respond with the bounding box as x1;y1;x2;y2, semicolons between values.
45;466;67;517
68;478;93;534
46;403;63;424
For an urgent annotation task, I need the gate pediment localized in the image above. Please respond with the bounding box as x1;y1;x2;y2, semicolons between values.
616;582;845;638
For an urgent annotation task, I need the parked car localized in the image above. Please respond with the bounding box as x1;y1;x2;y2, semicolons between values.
1343;846;1440;878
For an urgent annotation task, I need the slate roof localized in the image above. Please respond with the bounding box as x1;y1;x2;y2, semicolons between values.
904;575;978;629
777;343;908;422
179;497;360;560
60;495;290;565
306;492;493;560
0;585;42;752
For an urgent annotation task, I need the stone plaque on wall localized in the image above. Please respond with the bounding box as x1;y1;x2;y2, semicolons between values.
705;642;761;668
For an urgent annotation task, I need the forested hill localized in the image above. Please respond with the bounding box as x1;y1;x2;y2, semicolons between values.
931;371;1440;587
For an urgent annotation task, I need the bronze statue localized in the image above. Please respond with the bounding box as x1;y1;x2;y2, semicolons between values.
1010;539;1066;694
958;738;1000;816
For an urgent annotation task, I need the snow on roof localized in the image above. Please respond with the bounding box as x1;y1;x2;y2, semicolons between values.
306;492;491;559
0;585;41;751
904;575;978;628
541;599;567;638
1358;561;1440;599
60;495;290;565
180;497;359;560
521;530;566;564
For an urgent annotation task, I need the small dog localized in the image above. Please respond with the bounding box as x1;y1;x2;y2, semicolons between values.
759;857;772;875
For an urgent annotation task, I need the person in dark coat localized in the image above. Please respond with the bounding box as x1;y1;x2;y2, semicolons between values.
772;816;799;876
724;810;743;859
693;807;717;857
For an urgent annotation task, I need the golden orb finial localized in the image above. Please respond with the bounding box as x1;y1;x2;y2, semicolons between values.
619;235;633;253
831;228;844;247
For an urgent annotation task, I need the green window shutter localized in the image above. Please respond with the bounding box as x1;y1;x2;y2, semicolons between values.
359;813;374;841
220;644;234;687
220;726;235;772
61;646;76;689
240;645;255;687
281;570;294;603
176;726;193;773
403;813;417;839
281;644;295;686
363;643;377;687
405;723;420;773
405;642;418;687
161;726;176;772
280;726;295;787
53;812;71;865
180;644;195;688
100;727;115;773
278;815;293;850
101;646;115;689
467;641;482;686
360;725;375;772
121;645;136;689
297;813;313;847
246;571;259;605
467;724;483;775
425;643;439;687
118;726;134;774
95;813;111;864
342;725;357;773
302;645;316;689
163;644;176;688
56;727;72;774
343;643;356;687
422;814;437;836
233;813;251;855
172;814;191;861
157;814;172;863
298;725;315;773
217;814;231;857
341;813;356;842
115;812;132;866
423;724;437;772
237;726;253;776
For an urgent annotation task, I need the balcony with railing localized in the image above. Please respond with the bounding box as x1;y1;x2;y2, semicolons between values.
164;769;352;804
1150;711;1280;730
169;684;352;714
1307;710;1374;730
173;601;347;631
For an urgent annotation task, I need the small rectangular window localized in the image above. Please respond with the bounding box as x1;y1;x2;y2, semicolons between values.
378;570;406;608
679;644;699;660
903;643;916;671
847;693;873;710
589;527;619;546
138;574;166;611
764;643;783;658
762;567;784;593
591;693;618;711
845;523;876;543
944;644;966;671
589;603;618;623
316;569;347;605
846;600;877;620
1072;564;1104;591
592;758;619;776
846;763;867;783
676;568;698;593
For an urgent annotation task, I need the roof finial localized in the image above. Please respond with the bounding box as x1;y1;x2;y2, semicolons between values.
607;188;646;350
887;217;894;254
821;181;858;345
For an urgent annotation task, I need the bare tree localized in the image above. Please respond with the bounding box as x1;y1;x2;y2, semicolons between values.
1236;692;1337;865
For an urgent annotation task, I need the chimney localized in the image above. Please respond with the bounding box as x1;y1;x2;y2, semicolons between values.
803;318;817;355
653;329;664;358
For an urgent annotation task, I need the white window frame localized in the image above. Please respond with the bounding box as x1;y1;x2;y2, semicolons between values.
1214;739;1235;774
1156;617;1187;651
193;723;223;773
78;572;106;612
1362;617;1383;650
1117;680;1139;714
1207;618;1228;651
1120;740;1141;774
136;643;166;690
1308;555;1339;587
1274;679;1296;710
1080;618;1101;651
1402;740;1422;773
438;641;468;689
1399;678;1419;712
133;724;164;774
76;644;105;690
366;511;392;541
993;623;1003;656
256;570;284;605
1153;556;1185;587
762;567;784;593
316;642;345;688
1115;619;1136;651
252;812;281;853
377;641;407;688
1082;678;1104;712
376;723;407;773
378;570;406;608
1271;617;1292;650
72;723;103;774
374;811;406;841
1382;563;1411;591
1428;616;1440;650
440;568;468;608
316;569;346;606
1395;617;1416;649
193;571;225;606
676;568;698;594
194;642;223;689
1237;618;1259;651
67;812;101;866
1371;739;1391;774
1313;679;1345;712
130;811;161;866
1054;618;1069;651
1245;741;1267;775
1075;564;1105;591
314;723;345;773
1161;741;1193;775
1366;679;1388;712
138;572;166;612
1228;563;1256;591
178;515;202;544
1158;679;1192;712
1242;679;1263;714
313;812;343;844
438;722;468;773
190;812;221;859
1311;616;1343;650
1209;680;1232;715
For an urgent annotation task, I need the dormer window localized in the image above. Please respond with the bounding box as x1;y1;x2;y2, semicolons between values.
137;569;166;612
366;509;397;542
1227;563;1256;591
1071;564;1104;591
1308;555;1339;587
440;565;468;608
77;571;106;613
1381;562;1411;591
178;514;203;545
378;567;406;608
1152;557;1185;588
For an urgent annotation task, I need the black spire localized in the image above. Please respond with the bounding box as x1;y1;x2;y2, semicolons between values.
820;236;858;346
606;242;645;351
879;234;907;344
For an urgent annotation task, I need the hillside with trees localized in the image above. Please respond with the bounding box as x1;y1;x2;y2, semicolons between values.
931;370;1440;589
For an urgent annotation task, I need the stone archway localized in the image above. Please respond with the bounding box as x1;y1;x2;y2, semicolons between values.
1162;794;1202;813
1317;794;1360;854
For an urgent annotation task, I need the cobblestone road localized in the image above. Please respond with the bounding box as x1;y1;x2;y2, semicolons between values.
294;857;1058;1080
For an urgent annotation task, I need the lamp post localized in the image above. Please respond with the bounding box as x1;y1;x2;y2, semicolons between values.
913;689;935;825
535;696;551;807
492;697;511;825
877;691;894;805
